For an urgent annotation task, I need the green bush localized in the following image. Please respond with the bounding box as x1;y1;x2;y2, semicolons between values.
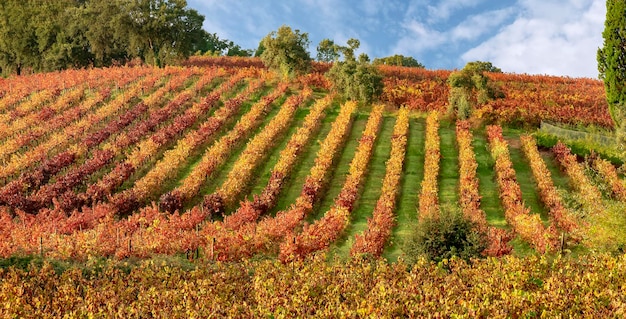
535;131;624;165
586;199;626;253
404;204;487;264
325;39;383;104
447;87;471;120
259;25;311;78
447;61;503;120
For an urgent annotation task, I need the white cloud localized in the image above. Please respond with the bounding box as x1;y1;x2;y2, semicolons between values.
462;0;605;77
392;8;514;58
392;21;445;55
451;8;515;41
426;0;484;23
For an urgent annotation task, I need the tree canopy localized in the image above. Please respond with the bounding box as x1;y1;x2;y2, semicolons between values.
462;61;502;73
447;61;503;119
0;0;243;75
316;39;340;62
373;55;424;68
195;32;253;57
259;25;312;78
326;38;383;104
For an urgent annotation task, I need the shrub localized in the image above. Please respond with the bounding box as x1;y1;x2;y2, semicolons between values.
325;39;383;104
404;204;488;264
535;131;624;165
447;87;471;120
447;61;503;119
259;25;311;78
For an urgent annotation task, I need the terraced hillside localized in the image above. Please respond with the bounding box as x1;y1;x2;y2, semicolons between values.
0;57;623;261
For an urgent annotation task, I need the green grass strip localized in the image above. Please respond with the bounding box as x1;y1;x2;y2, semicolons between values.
330;114;395;259
245;107;311;199
439;120;459;206
539;148;573;191
183;93;285;210
307;113;368;223
503;130;550;223
383;116;424;262
472;129;507;228
271;103;339;214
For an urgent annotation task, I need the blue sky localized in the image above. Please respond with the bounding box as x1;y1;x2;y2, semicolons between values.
187;0;605;78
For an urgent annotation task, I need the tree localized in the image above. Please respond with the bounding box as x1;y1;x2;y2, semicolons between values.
38;1;96;71
116;0;205;67
316;38;340;62
197;32;229;55
254;42;265;57
193;32;251;57
225;42;253;57
598;0;626;145
463;60;501;73
447;61;502;120
373;54;425;68
82;0;131;67
259;25;311;78
0;1;39;75
0;0;210;74
326;38;383;104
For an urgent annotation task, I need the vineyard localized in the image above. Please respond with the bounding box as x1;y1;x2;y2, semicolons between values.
1;57;626;316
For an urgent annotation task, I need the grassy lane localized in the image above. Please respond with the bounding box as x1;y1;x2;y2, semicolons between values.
163;87;277;194
182;92;285;211
83;76;205;188
472;130;506;228
503;129;550;224
383;116;424;262
243;107;312;201
222;103;312;214
306;112;368;223
539;148;572;191
271;103;339;214
439;121;459;206
174;86;281;188
117;81;254;193
330;115;395;259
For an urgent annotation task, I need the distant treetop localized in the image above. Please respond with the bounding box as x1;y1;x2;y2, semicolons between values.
373;55;425;68
196;32;253;57
316;39;341;62
0;0;249;75
462;61;502;73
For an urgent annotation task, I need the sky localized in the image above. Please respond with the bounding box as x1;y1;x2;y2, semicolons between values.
187;0;606;78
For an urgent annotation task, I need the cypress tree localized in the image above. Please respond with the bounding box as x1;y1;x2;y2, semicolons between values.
597;0;626;140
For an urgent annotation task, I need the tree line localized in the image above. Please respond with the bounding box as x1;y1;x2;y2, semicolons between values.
0;0;248;76
259;25;427;103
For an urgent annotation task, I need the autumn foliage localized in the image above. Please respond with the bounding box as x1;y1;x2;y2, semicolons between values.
0;56;620;265
280;104;384;261
351;108;409;257
487;125;558;253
